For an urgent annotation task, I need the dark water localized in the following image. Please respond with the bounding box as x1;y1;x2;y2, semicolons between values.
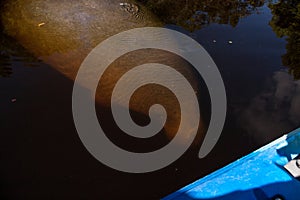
1;0;300;199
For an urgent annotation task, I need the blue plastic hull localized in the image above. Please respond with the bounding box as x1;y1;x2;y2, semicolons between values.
164;128;300;200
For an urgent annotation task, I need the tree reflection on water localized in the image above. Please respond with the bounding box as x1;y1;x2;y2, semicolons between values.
269;0;300;80
138;0;265;30
138;0;300;80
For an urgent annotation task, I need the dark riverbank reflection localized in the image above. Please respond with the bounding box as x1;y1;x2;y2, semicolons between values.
0;33;41;78
0;0;299;199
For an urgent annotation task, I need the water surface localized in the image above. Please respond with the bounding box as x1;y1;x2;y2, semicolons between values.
0;0;300;199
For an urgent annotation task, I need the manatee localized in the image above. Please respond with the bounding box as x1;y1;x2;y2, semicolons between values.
1;0;206;145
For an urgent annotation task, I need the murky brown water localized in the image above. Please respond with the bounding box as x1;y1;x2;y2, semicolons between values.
0;0;299;199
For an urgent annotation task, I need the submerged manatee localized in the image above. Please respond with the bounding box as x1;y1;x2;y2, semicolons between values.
1;0;206;144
